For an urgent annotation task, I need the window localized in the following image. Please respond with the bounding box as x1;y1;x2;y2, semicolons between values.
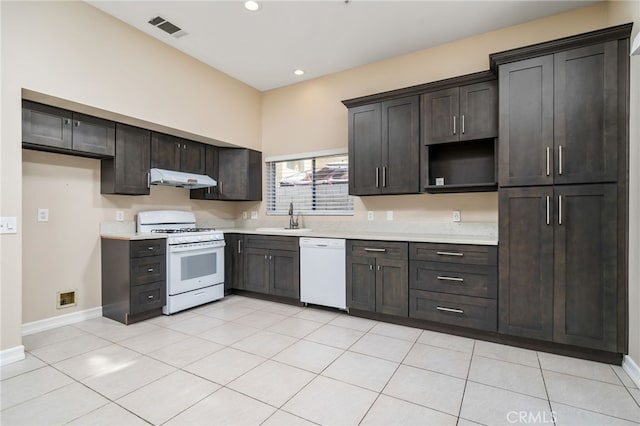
266;152;353;215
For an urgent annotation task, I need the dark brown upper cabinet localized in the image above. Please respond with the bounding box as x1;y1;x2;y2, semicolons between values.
498;41;620;187
422;81;497;145
190;145;219;200
217;148;262;201
151;132;206;175
22;100;115;158
347;96;419;196
101;124;151;195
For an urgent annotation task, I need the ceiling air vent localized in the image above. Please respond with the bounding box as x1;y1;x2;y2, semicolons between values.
148;16;187;38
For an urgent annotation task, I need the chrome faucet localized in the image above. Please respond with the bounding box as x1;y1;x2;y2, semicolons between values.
288;202;299;229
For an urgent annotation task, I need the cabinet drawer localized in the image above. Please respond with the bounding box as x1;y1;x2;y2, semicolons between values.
130;239;166;258
409;243;496;265
244;235;298;251
131;256;166;286
409;290;497;332
348;240;408;260
130;281;165;314
410;261;497;298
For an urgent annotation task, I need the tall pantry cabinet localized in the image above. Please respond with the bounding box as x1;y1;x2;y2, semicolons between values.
493;24;631;353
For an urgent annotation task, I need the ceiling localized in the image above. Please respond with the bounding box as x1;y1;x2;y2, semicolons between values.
86;0;600;92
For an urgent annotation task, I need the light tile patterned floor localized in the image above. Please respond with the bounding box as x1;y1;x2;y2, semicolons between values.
2;295;639;426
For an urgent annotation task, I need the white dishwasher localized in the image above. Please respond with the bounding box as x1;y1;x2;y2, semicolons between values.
299;237;346;310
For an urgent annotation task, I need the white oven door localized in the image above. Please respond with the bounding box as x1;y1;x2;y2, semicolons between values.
168;242;225;295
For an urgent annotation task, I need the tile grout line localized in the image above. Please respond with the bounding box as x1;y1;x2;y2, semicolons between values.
455;339;477;426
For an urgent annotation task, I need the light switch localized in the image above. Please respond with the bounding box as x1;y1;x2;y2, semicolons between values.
0;217;17;234
116;211;124;221
38;208;49;222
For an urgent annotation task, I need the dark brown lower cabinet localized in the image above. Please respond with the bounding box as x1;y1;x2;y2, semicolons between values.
346;240;408;317
499;184;618;351
101;238;166;325
224;233;244;292
242;235;299;299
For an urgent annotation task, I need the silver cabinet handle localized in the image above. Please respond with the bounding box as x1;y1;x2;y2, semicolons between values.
147;171;150;189
147;268;154;272
64;119;70;125
238;240;242;254
375;167;379;188
148;295;154;299
437;276;464;282
269;255;272;260
219;181;223;195
453;115;457;135
436;251;463;257
364;248;386;253
546;196;550;226
558;145;563;175
183;144;187;150
74;121;80;127
382;167;387;188
369;264;373;270
147;246;154;251
176;143;180;148
461;115;465;134
264;255;267;260
436;306;464;314
558;195;563;225
377;265;381;271
546;147;550;176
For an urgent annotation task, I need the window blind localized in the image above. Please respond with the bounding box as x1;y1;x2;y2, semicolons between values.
266;153;353;216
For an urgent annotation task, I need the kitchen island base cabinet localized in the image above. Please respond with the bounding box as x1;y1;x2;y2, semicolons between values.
346;240;408;317
101;238;166;325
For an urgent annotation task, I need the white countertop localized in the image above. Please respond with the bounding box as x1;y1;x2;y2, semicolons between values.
100;232;167;241
221;228;498;246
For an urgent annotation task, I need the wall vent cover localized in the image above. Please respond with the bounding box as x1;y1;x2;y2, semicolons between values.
147;16;187;39
57;290;77;308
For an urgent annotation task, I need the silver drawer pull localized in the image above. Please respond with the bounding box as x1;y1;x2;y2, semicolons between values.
147;268;154;272
147;246;154;250
364;248;386;253
436;306;464;314
437;276;464;282
436;251;463;257
147;295;154;299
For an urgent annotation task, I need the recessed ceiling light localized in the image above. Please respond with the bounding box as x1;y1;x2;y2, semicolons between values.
244;1;260;12
293;69;305;76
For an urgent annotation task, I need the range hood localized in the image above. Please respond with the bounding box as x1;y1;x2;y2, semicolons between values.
149;168;216;189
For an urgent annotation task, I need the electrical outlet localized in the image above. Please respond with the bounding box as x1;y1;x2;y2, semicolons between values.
452;210;461;222
386;210;394;221
251;211;258;220
367;211;374;221
0;217;17;234
38;208;49;222
242;211;248;220
116;211;124;221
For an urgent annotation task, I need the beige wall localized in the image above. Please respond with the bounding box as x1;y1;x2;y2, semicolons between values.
1;0;638;361
1;0;260;350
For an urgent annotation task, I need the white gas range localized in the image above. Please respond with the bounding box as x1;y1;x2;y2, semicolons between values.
137;210;225;314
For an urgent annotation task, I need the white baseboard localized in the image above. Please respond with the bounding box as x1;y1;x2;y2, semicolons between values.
622;355;640;388
0;345;25;366
22;307;103;336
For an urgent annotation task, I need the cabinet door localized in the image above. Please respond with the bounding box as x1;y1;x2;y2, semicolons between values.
498;56;554;187
498;187;554;341
348;103;382;195
376;258;408;317
224;234;244;291
346;255;376;312
553;184;617;351
151;133;181;171
71;113;115;157
218;149;262;201
422;87;459;145
180;140;206;174
554;42;618;184
381;96;419;194
459;81;498;141
22;101;72;149
269;249;300;299
102;124;150;195
243;247;269;293
195;145;219;200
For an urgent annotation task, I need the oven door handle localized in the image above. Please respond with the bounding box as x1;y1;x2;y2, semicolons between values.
169;245;224;254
